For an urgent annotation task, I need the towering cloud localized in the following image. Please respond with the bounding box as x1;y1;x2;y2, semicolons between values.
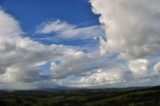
90;0;160;80
90;0;160;59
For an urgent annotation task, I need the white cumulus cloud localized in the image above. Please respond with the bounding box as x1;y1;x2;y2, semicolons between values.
0;9;71;84
1;0;160;89
90;0;160;59
129;59;149;78
87;0;160;86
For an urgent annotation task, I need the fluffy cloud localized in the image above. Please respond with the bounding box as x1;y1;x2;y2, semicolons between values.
0;9;109;89
129;59;149;78
51;51;119;79
90;0;160;59
1;0;160;89
51;51;94;78
0;9;70;84
74;66;129;87
0;10;22;37
88;0;160;86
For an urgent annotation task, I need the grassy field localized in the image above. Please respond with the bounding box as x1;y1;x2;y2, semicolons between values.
0;86;160;106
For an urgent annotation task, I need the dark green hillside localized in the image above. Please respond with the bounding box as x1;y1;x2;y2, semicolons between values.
0;86;160;106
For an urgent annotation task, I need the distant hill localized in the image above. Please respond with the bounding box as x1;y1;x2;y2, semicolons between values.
0;86;160;106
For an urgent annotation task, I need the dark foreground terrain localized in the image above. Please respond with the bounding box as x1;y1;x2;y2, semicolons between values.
0;86;160;106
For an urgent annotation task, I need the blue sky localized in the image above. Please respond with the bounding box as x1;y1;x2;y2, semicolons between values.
0;0;104;88
0;0;101;47
1;0;99;33
0;0;159;89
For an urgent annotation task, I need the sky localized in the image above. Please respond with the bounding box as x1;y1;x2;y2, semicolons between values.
0;0;160;90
